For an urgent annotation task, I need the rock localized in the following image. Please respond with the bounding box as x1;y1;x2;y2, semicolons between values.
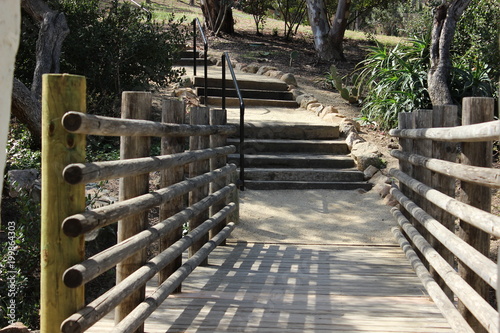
178;75;193;88
346;131;365;150
290;89;305;99
350;142;383;171
306;102;322;112
339;118;361;137
383;193;399;207
369;171;391;186
295;94;313;105
322;105;338;115
0;322;30;333
322;113;345;125
363;165;379;180
281;73;297;86
174;87;196;98
268;70;284;78
300;97;318;109
7;169;39;198
235;63;247;71
244;63;260;73
256;66;277;76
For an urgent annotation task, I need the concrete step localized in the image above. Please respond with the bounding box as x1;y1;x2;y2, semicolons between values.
180;50;200;58
205;96;298;108
175;58;205;66
229;153;355;169
244;168;364;182
194;76;289;92
197;87;295;101
228;139;349;154
230;124;339;140
243;180;373;190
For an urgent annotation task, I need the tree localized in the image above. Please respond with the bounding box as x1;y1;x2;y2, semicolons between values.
12;0;69;147
274;0;307;40
238;0;271;35
427;0;471;106
306;0;351;61
200;0;234;35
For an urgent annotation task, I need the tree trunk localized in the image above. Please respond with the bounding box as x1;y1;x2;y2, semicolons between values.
11;0;69;146
306;0;350;61
200;0;234;35
427;0;471;106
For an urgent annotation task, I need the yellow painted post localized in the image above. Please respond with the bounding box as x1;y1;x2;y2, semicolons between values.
41;74;86;333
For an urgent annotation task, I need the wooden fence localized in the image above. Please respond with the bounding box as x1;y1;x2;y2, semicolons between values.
388;97;499;333
40;74;239;333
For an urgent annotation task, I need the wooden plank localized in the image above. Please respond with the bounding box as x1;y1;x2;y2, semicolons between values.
87;243;453;333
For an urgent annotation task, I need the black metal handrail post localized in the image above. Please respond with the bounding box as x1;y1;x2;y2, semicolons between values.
222;52;245;190
193;18;208;104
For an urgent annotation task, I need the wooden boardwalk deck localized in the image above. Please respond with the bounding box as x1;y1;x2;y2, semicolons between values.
87;241;453;332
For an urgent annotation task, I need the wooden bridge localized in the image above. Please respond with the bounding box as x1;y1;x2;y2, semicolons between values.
39;72;499;333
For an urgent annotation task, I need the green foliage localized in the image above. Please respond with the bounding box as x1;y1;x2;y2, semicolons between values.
454;0;500;81
0;192;41;329
58;0;188;116
6;122;41;171
357;37;432;129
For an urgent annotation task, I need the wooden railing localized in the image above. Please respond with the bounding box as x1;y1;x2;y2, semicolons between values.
388;97;499;333
40;74;239;333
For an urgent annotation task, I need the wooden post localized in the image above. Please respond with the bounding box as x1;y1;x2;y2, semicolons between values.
158;98;185;291
412;110;432;244
189;106;210;264
41;74;86;333
430;105;458;300
115;92;151;332
398;112;414;213
209;109;228;243
458;97;494;333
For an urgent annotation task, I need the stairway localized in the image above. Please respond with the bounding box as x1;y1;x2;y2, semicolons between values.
192;68;298;108
228;124;372;190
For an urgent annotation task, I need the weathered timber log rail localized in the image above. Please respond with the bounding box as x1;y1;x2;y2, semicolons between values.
389;97;500;333
40;74;239;333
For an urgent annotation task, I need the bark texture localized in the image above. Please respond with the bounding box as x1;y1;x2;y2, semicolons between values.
306;0;350;61
200;0;234;35
427;0;471;106
12;0;69;145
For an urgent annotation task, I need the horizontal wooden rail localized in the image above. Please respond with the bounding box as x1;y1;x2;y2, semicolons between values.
389;168;500;238
391;227;474;333
62;164;237;237
113;222;236;333
62;111;237;137
64;184;236;288
391;149;500;188
61;204;236;333
389;119;500;142
392;208;498;332
63;146;236;185
390;187;497;289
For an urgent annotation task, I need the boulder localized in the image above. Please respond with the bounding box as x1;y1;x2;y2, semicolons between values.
244;63;260;73
295;93;313;105
322;113;345;125
290;89;305;99
0;322;30;333
300;97;318;109
350;142;383;171
322;105;338;115
346;131;365;150
281;73;297;86
235;62;247;71
268;70;285;78
306;103;322;112
383;193;399;207
339;118;361;137
256;66;277;76
368;170;391;186
363;165;379;180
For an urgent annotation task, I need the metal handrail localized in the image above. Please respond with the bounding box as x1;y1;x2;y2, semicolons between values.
222;52;245;190
193;18;208;104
